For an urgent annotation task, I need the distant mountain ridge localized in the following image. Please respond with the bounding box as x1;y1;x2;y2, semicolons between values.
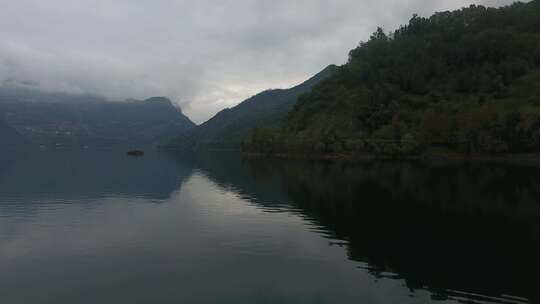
165;65;337;150
0;88;195;148
0;119;30;153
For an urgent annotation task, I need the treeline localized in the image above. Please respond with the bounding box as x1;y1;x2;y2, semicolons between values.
244;1;540;156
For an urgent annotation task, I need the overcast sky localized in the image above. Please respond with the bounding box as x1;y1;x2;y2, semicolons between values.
0;0;519;123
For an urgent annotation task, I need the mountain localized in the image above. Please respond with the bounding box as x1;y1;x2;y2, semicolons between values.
165;65;337;150
245;1;540;157
0;89;195;148
0;119;30;153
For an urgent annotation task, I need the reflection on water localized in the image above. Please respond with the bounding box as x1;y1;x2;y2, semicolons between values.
0;150;538;303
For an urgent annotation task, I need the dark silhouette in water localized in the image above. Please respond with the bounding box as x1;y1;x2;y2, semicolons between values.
127;150;145;157
195;152;540;303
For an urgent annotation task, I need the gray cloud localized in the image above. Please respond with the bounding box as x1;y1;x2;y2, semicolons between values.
0;0;520;123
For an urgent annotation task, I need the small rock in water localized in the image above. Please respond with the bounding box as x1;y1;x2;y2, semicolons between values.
127;150;144;157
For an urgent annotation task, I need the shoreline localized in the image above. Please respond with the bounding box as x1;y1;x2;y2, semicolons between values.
242;151;540;163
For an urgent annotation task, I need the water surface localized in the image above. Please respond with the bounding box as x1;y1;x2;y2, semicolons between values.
0;150;538;303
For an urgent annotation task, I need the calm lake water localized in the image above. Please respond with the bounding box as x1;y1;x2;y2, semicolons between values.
0;150;538;304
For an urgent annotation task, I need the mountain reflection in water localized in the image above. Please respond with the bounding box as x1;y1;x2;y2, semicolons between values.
197;153;540;304
0;150;538;304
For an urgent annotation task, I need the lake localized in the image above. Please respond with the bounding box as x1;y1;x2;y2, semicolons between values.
0;150;538;304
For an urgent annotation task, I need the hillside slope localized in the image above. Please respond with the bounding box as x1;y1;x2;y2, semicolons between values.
245;1;540;156
0;119;30;152
0;90;195;148
165;65;337;150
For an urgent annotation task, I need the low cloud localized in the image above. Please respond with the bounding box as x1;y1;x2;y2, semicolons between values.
0;0;519;123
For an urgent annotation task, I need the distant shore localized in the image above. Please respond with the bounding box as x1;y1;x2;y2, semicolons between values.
242;151;540;163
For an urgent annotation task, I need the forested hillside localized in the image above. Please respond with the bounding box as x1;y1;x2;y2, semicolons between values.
245;1;540;157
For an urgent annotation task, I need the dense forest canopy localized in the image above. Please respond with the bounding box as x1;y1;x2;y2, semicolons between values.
245;1;540;156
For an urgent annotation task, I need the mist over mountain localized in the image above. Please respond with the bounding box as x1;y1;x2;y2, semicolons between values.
0;88;195;148
165;65;337;150
1;1;518;123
